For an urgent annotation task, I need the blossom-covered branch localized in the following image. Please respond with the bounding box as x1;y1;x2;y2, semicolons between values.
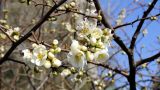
0;0;67;64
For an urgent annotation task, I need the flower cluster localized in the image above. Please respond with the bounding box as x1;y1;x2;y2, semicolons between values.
116;8;126;25
6;27;20;40
67;18;113;69
22;39;62;69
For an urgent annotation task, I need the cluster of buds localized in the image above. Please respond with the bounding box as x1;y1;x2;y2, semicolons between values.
71;70;85;83
67;17;113;69
22;39;62;70
93;80;106;90
6;27;20;41
64;1;76;9
150;16;158;20
59;1;76;10
0;19;9;29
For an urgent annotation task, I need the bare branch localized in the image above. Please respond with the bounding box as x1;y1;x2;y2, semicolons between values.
87;61;129;77
130;0;158;50
136;52;160;67
114;13;160;29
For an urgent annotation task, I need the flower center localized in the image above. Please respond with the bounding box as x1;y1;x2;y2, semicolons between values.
37;53;44;60
75;52;83;62
97;53;106;60
80;28;89;34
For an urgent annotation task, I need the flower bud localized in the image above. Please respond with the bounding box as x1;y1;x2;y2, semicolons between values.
142;29;148;36
157;59;160;63
80;45;87;51
13;35;19;40
64;4;69;9
54;47;61;53
97;15;102;21
52;59;62;67
108;70;113;77
32;43;37;48
86;51;94;61
0;33;6;39
70;67;76;73
52;39;58;45
52;71;58;76
70;2;76;7
60;69;71;77
142;63;147;68
150;16;157;20
96;41;104;49
90;37;96;45
48;52;55;60
49;48;55;53
44;60;51;68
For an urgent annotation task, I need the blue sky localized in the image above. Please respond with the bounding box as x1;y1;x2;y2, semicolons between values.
99;0;160;89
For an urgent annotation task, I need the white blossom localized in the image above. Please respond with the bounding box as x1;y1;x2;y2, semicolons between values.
70;40;80;53
94;48;109;62
67;40;86;69
67;50;86;69
90;28;103;39
22;49;32;61
6;27;20;40
31;44;47;66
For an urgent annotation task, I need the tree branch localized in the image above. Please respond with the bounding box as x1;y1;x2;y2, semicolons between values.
130;0;158;50
0;0;67;65
113;13;160;29
136;51;160;67
92;0;136;89
92;0;131;56
87;61;129;77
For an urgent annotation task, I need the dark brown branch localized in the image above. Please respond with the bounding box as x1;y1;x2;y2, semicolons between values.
88;61;129;77
57;9;97;19
0;24;14;42
0;0;67;64
92;0;112;29
136;52;160;67
130;0;158;50
92;0;137;89
114;13;160;29
8;58;27;66
92;0;131;56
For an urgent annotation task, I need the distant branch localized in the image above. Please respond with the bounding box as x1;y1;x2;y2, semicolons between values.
130;0;158;50
114;13;160;29
88;61;129;77
136;52;160;67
